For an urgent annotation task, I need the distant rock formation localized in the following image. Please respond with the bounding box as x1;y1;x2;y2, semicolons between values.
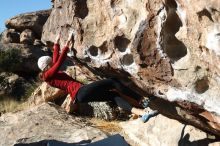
5;10;51;38
0;10;51;100
1;29;20;44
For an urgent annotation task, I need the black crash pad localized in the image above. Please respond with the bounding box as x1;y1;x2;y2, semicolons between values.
14;134;129;146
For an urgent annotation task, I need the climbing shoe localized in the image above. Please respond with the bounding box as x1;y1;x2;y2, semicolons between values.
141;110;159;123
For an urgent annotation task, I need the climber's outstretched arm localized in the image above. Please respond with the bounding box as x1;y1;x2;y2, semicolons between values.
53;32;61;64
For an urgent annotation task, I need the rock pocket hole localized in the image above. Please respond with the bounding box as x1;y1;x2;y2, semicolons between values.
99;41;108;53
164;9;182;35
114;36;131;52
111;0;120;8
162;2;187;62
165;37;187;61
88;46;98;56
75;0;88;19
122;54;134;66
197;9;214;22
195;77;209;94
165;0;177;8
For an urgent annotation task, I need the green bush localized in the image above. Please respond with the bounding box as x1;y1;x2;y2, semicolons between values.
0;48;22;72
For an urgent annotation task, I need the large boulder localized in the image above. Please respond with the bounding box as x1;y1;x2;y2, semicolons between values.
28;82;67;106
0;43;49;74
1;29;20;44
0;103;108;146
5;10;51;38
41;0;220;136
121;113;220;146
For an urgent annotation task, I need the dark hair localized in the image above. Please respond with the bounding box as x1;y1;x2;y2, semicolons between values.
38;72;44;81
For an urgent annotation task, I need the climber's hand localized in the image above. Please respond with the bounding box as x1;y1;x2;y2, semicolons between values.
65;30;75;47
68;30;75;41
69;41;73;49
55;32;61;44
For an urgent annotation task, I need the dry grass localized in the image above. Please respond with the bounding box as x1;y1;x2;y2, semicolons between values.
0;82;38;114
89;118;122;134
0;97;28;113
89;118;136;146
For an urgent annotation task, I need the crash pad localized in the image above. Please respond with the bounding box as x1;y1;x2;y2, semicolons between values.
14;134;129;146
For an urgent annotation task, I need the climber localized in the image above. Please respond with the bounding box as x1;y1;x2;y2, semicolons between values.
37;31;157;122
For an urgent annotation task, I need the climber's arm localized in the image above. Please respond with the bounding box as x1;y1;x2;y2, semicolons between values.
52;33;61;63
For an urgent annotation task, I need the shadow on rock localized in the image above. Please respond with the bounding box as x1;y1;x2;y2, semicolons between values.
14;139;92;146
178;125;220;146
14;134;129;146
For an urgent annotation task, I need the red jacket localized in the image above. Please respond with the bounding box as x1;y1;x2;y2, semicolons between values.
43;44;82;101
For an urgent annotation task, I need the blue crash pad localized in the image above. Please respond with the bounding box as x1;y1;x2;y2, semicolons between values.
14;134;129;146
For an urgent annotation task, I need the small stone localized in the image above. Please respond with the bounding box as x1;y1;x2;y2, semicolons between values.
20;29;35;45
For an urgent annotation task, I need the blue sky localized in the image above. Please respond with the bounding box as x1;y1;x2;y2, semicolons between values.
0;0;51;33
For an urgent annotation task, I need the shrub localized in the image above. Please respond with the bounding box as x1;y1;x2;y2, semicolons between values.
0;95;28;113
21;81;39;101
0;81;37;113
0;48;22;72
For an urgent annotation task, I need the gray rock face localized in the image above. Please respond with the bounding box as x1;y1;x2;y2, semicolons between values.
41;0;220;136
5;10;51;38
1;29;20;44
121;114;220;146
0;43;49;74
0;103;108;146
20;29;35;45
